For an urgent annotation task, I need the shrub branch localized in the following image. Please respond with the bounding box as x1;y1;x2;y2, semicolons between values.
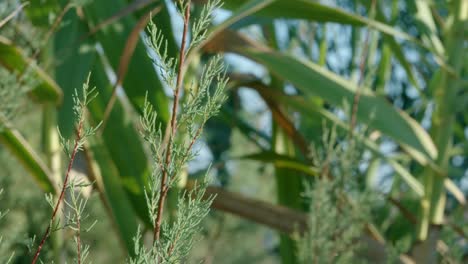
153;0;191;243
31;75;99;264
31;122;83;264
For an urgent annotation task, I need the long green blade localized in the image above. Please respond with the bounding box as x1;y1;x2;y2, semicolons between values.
0;126;55;193
243;49;438;161
87;59;152;227
0;37;62;104
220;0;418;44
84;0;169;122
238;151;319;177
54;7;96;138
86;136;140;256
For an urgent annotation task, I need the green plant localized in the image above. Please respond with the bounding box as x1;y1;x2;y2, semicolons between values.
31;75;100;263
129;0;227;262
297;126;372;263
0;0;466;262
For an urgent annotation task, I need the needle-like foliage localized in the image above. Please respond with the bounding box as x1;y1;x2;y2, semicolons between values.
130;180;214;264
132;0;227;262
31;74;100;264
63;180;96;264
297;126;372;263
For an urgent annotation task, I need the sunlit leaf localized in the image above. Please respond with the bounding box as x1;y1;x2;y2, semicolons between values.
0;126;55;193
84;0;169;123
219;0;419;44
0;37;62;104
237;151;319;177
55;9;96;138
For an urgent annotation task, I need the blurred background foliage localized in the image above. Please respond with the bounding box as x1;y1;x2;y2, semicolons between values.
0;0;467;263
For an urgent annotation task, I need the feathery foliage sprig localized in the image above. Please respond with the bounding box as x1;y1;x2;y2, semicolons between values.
130;180;214;264
31;74;100;264
297;125;372;263
133;0;227;262
64;180;96;264
58;79;101;158
189;0;222;49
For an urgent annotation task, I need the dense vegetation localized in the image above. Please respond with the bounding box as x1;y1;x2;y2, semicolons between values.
0;0;466;263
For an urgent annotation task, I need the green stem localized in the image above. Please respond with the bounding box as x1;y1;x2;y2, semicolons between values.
264;23;302;264
416;0;466;246
272;124;301;264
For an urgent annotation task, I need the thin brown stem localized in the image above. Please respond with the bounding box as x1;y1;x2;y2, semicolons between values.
15;1;71;91
387;196;418;224
31;121;83;264
82;0;156;40
349;0;376;135
100;5;162;133
31;2;72;63
153;0;191;243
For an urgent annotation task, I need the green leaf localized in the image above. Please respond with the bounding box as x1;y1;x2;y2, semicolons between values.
210;0;275;37
444;178;466;205
316;107;425;196
24;0;60;27
86;136;140;255
243;48;438;161
54;9;96;138
87;59;152;227
272;89;465;201
373;6;422;94
413;0;444;56
0;126;55;194
220;0;419;44
187;0;276;64
385;198;419;242
365;158;380;188
84;0;169;123
222;0;368;24
248;85;426;197
219;106;270;148
374;42;391;94
0;37;62;104
238;151;319;177
382;43;420;96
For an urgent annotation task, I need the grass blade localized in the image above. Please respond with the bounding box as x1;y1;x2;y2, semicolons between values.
0;126;55;193
0;37;62;104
